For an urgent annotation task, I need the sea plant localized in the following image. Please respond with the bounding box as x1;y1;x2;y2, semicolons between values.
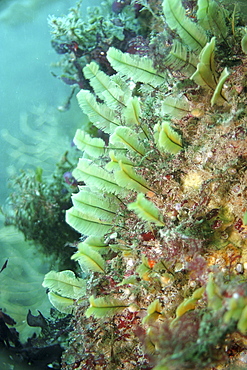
48;0;148;108
42;0;247;368
42;270;86;314
4;150;80;268
151;274;247;369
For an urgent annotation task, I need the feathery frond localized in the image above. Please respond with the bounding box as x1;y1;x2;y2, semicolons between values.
73;129;105;158
110;126;145;156
76;90;120;134
241;34;247;54
48;292;75;314
71;188;118;221
42;270;86;299
73;158;124;194
154;122;183;154
83;61;127;108
128;193;165;226
162;0;207;52
85;295;129;318
77;236;110;254
142;299;163;324
105;150;135;171
190;37;218;91
162;95;190;119
107;47;166;86
164;41;198;76
72;245;106;273
66;206;114;236
197;0;210;28
197;0;228;43
115;161;152;193
124;97;141;126
211;67;230;106
174;286;205;321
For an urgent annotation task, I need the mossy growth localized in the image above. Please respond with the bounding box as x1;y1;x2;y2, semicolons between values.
48;0;154;108
149;273;247;369
34;0;247;368
4;150;80;269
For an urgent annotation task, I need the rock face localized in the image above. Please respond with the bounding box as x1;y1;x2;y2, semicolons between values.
4;0;247;369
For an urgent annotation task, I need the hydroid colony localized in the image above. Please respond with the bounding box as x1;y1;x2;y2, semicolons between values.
9;0;247;368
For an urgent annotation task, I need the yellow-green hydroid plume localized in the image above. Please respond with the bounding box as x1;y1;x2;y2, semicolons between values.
154;121;183;154
71;245;106;273
128;193;165;226
163;0;207;52
107;47;166;86
85;295;129;318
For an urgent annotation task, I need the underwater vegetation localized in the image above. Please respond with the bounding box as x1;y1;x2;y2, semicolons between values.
3;148;81;269
0;215;75;369
4;0;247;368
40;0;247;368
48;0;157;109
0;217;74;369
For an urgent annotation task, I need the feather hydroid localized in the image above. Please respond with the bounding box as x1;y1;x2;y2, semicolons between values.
77;90;120;134
128;193;165;226
73;158;124;194
163;0;207;52
72;245;105;273
42;270;86;299
85;295;129;318
107;47;166;86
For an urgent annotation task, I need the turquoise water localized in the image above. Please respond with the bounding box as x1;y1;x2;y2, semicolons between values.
0;0;101;367
0;0;101;203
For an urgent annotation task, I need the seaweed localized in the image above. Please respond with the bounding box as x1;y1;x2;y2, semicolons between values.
4;150;80;268
5;0;247;368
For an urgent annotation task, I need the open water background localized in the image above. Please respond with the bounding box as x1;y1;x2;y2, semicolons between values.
0;1;101;367
0;0;101;204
